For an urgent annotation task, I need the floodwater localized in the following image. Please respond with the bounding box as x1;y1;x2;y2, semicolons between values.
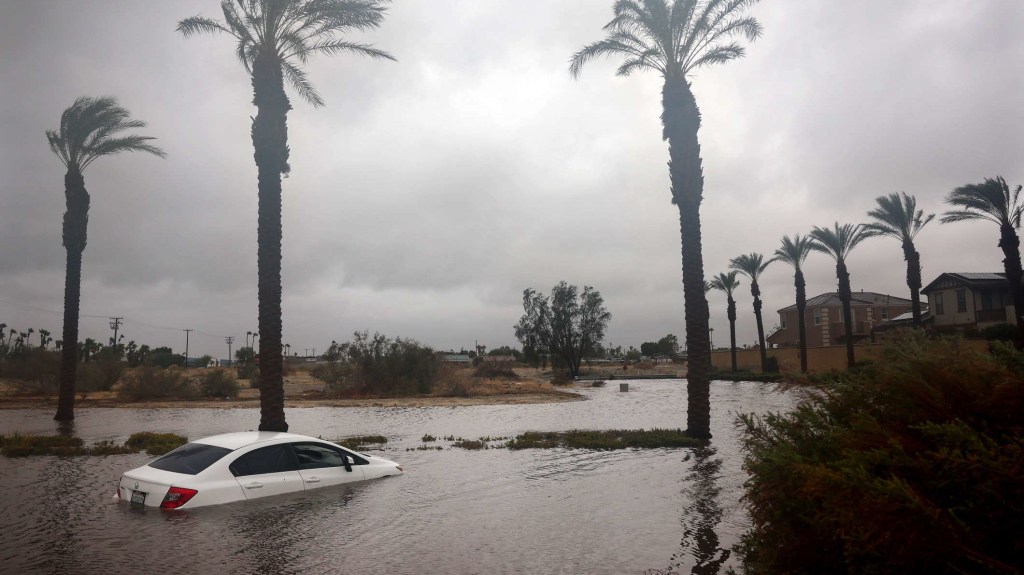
0;380;797;575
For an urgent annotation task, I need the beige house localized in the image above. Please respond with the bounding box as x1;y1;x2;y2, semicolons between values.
921;272;1015;331
767;291;916;348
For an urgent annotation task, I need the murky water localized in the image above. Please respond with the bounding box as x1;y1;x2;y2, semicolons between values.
0;381;796;575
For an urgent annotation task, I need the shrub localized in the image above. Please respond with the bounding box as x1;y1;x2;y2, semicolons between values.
0;348;60;394
507;429;699;450
437;363;471;397
200;368;240;398
118;366;198;401
473;360;518;379
737;333;1024;575
324;331;442;396
78;358;123;392
980;322;1017;342
236;362;259;381
335;435;387;451
311;361;350;392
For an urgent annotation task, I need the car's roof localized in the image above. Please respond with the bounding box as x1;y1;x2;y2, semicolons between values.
192;431;320;450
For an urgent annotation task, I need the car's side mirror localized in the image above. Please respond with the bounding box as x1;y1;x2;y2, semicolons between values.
343;455;353;472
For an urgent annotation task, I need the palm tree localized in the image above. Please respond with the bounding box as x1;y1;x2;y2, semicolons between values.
571;0;762;439
810;223;870;368
942;176;1024;347
773;234;814;372
863;192;934;326
178;0;395;432
730;253;772;371
709;271;740;371
46;96;165;421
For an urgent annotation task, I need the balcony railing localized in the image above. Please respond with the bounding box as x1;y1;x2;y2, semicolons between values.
976;308;1007;323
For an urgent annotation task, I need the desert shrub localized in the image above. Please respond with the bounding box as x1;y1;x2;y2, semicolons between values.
738;333;1024;575
327;331;441;396
78;358;124;392
118;366;198;401
473;360;518;379
200;368;240;398
147;350;184;369
311;361;350;392
550;371;571;385
236;362;259;381
437;363;471;397
335;435;387;451
1;433;85;456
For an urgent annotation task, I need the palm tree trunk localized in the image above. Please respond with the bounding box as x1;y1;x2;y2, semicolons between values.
997;224;1024;349
750;281;767;371
663;75;711;440
55;170;89;422
836;261;856;367
795;269;808;373
727;296;737;371
252;54;291;432
903;241;924;326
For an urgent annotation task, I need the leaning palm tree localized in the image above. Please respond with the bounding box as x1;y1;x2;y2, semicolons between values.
47;96;165;421
942;176;1024;348
178;0;395;432
809;223;870;368
773;234;814;372
730;253;772;371
709;271;740;372
863;192;934;326
571;0;762;439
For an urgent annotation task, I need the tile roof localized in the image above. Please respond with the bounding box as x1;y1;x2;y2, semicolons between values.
777;291;914;313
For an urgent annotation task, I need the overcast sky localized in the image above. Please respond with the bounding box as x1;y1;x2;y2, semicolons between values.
1;0;1022;359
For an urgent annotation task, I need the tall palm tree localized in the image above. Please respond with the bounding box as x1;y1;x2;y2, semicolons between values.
773;234;814;372
863;192;934;326
810;223;870;368
178;0;395;432
571;0;762;439
730;253;771;371
942;176;1024;347
709;271;740;371
46;96;165;421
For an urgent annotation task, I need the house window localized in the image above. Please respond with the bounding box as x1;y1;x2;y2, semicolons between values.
834;308;843;323
935;293;944;315
813;308;821;325
881;307;888;320
956;289;967;313
780;313;787;329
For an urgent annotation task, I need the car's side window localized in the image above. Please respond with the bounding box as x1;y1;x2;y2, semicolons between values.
229;444;299;477
293;443;348;469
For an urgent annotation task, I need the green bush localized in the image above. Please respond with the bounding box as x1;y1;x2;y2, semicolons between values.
473;360;518;379
118;366;198;401
200;368;240;398
738;333;1024;575
236;362;259;381
311;361;350;392
0;348;60;394
980;322;1017;342
126;432;188;455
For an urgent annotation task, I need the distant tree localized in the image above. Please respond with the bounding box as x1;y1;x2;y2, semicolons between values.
810;223;871;367
47;96;164;421
178;0;395;432
863;192;934;326
730;253;772;371
774;234;815;373
942;176;1024;348
625;347;642;362
515;282;611;378
488;346;522;360
657;334;680;357
80;338;100;362
571;0;762;439
640;341;660;358
39;329;52;350
514;288;551;368
710;271;741;371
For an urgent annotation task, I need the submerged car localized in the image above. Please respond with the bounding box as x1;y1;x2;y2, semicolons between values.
115;432;403;509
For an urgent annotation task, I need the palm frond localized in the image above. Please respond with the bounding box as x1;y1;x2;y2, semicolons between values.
281;59;324;107
773;234;813;270
176;15;235;38
709;270;741;295
942;177;1022;229
729;252;770;280
864;191;934;241
46;96;165;173
809;222;869;262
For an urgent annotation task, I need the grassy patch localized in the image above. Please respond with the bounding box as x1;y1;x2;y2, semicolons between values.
421;434;436;442
1;431;185;457
452;439;487;450
126;432;188;455
507;428;699;450
335;435;388;451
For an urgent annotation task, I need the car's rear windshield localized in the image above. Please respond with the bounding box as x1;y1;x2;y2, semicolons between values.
149;443;232;475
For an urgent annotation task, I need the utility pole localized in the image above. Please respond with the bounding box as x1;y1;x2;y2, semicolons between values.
226;336;234;367
183;329;193;368
108;317;123;349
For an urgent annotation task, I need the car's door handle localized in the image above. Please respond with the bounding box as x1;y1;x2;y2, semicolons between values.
305;477;321;483
245;482;263;489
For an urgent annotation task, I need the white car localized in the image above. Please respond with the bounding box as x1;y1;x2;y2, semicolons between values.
115;432;403;509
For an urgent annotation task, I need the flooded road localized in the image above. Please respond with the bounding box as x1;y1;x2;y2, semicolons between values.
0;380;796;574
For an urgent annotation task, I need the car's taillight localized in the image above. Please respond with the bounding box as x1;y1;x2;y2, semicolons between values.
160;487;198;509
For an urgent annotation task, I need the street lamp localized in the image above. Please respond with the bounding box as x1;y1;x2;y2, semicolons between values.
709;327;715;350
246;331;252;348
